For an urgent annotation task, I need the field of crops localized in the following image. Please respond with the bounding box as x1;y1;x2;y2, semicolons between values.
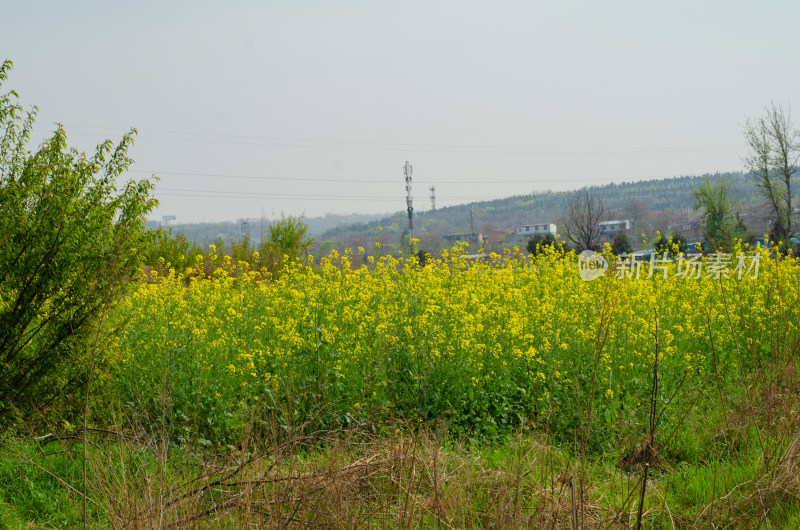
108;243;800;452
5;242;800;527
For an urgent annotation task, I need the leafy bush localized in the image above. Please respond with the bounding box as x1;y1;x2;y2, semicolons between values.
142;227;201;272
611;233;633;255
526;233;556;255
654;232;688;255
258;214;314;274
0;60;157;428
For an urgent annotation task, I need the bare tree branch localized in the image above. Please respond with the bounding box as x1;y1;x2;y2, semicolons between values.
562;188;605;251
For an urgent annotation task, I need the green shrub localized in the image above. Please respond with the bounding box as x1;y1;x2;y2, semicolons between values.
0;60;157;429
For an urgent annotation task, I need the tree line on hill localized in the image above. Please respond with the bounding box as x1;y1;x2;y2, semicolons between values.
315;171;768;256
150;168;789;260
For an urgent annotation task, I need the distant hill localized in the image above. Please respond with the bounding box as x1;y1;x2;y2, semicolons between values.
145;211;390;247
317;172;765;252
148;172;772;253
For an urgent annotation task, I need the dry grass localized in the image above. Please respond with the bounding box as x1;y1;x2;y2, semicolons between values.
48;418;731;529
77;427;583;529
688;358;800;529
13;357;800;530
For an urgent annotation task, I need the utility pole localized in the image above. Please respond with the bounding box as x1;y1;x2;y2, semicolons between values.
260;208;265;246
430;186;436;217
404;161;414;245
470;204;475;235
627;199;637;250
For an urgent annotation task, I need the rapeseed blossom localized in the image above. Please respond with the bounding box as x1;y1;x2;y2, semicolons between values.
110;243;800;444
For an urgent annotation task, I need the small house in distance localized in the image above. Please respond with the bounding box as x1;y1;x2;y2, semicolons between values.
599;220;631;240
516;223;557;237
512;223;557;246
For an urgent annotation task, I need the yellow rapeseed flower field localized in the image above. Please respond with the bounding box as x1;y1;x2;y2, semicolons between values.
109;242;800;446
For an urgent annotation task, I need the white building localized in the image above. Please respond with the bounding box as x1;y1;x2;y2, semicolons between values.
515;223;557;237
598;220;630;237
512;223;557;247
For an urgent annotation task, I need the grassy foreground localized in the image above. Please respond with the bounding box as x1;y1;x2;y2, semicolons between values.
1;244;800;527
2;406;800;528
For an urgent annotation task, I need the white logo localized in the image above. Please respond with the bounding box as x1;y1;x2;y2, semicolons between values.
578;250;608;281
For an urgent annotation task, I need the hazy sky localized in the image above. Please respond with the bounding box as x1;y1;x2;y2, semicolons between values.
4;1;799;223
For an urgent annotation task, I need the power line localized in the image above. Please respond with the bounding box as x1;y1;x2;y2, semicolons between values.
156;192;399;202
131;168;711;185
134;170;398;183
155;181;725;203
109;135;751;154
37;125;745;154
155;186;508;201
